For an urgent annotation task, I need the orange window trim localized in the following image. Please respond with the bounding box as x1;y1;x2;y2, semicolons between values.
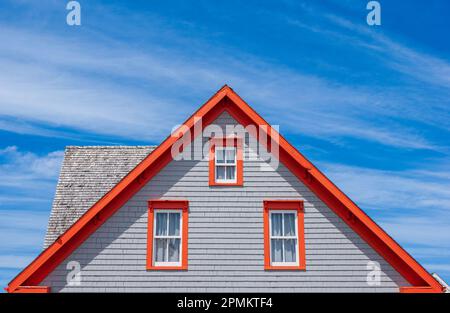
209;137;243;186
263;200;306;270
146;200;189;270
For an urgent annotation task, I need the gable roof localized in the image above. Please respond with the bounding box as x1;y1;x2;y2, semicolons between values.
7;85;444;293
45;146;155;247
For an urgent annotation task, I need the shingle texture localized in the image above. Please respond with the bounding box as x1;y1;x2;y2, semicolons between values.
44;146;155;248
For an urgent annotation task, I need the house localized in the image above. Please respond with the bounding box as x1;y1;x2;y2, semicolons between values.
6;85;444;293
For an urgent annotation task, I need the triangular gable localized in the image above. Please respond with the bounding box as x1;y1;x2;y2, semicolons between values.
6;85;443;293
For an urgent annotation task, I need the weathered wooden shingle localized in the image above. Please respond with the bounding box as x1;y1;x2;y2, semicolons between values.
44;146;155;248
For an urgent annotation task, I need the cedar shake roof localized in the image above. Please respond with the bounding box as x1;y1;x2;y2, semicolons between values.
44;146;156;247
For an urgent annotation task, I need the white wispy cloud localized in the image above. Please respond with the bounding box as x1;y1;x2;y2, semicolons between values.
324;14;450;90
423;264;450;274
0;7;448;149
380;218;450;248
286;6;450;131
0;146;63;182
320;162;450;211
0;148;60;277
0;146;63;211
0;209;50;231
319;160;450;276
0;209;49;260
0;255;36;269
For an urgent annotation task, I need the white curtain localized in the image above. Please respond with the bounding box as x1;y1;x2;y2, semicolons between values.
271;239;283;262
284;239;296;262
216;149;225;163
226;148;236;163
155;213;168;236
226;166;235;180
168;213;180;236
284;213;295;236
216;166;226;180
271;213;282;236
168;238;181;262
154;238;167;262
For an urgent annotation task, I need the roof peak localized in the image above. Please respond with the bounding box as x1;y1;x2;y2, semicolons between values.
216;84;234;94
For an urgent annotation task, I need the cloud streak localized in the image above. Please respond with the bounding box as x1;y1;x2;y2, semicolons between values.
324;14;450;90
1;7;449;150
0;146;63;210
286;6;450;132
320;162;450;211
319;160;450;277
0;148;60;285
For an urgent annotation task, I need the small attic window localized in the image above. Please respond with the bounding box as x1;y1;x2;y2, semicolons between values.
209;137;243;186
215;147;237;182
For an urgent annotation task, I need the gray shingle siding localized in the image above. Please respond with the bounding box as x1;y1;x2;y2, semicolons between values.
41;112;409;292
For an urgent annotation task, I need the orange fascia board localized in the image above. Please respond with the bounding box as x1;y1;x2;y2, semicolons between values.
400;287;440;293
9;286;51;293
6;85;444;293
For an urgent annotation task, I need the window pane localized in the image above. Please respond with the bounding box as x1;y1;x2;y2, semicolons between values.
271;239;283;262
168;238;181;262
216;166;226;180
226;166;236;180
284;213;296;236
168;213;180;236
271;213;282;236
155;213;168;236
216;148;225;164
284;239;297;262
225;148;236;164
154;238;167;262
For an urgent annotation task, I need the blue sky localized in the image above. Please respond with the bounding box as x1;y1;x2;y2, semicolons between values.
1;0;450;289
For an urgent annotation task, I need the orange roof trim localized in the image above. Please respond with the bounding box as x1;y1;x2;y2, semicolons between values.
7;85;444;293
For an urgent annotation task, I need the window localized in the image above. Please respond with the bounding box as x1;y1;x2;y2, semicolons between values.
209;137;243;186
215;147;237;182
153;211;181;265
147;200;188;270
263;200;305;270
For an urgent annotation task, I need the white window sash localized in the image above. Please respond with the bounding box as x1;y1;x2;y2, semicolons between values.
153;209;182;267
269;210;300;266
215;147;237;183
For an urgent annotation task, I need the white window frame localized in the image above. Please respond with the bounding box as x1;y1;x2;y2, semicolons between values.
269;210;299;266
214;146;237;183
152;209;183;267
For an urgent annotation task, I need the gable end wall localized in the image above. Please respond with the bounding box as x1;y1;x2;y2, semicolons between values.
41;112;409;292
